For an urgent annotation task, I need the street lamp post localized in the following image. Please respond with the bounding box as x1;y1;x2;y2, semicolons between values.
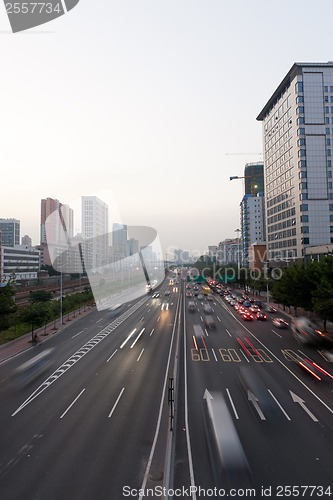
235;229;241;275
60;270;63;326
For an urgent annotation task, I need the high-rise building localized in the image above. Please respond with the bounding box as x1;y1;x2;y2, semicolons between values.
257;62;333;263
81;196;109;270
244;162;264;196
240;193;265;266
0;219;20;247
112;223;128;258
40;197;73;266
21;235;32;246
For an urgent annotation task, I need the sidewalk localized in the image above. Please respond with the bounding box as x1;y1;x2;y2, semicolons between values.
0;306;95;364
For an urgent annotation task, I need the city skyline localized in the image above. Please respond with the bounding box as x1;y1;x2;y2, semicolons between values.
1;1;333;255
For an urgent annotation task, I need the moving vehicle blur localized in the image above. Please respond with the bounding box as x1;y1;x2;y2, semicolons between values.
204;315;216;329
202;390;251;489
188;301;196;312
272;318;289;328
291;317;333;347
11;348;54;388
256;311;267;321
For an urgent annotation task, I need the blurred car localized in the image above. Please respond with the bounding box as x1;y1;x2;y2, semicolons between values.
291;317;333;347
164;290;171;296
185;291;192;297
238;365;279;420
256;311;267;321
197;294;204;300
204;315;216;329
206;295;214;301
243;312;254;321
250;305;260;313
193;324;206;349
264;305;277;313
152;292;160;298
12;349;54;388
108;304;124;316
272;317;289;328
238;306;246;315
203;304;214;314
243;301;251;308
202;391;251;489
188;301;196;312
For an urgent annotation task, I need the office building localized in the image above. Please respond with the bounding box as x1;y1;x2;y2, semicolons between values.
0;219;20;247
257;62;333;263
81;196;109;270
112;223;128;258
240;192;265;266
244;162;264;196
21;235;32;246
1;245;40;281
40;197;73;266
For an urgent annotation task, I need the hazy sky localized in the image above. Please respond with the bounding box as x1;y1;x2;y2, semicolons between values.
1;0;333;257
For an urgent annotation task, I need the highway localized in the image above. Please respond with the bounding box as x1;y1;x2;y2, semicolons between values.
1;276;333;499
0;283;181;499
174;281;333;498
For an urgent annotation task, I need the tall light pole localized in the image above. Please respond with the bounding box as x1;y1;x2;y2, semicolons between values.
235;229;241;273
60;270;63;326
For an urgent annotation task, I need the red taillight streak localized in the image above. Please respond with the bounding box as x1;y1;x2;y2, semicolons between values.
299;362;322;380
311;361;333;379
236;337;251;356
193;335;198;350
244;337;261;357
201;336;207;349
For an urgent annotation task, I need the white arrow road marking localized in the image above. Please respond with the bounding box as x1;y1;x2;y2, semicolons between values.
248;390;266;420
290;391;318;422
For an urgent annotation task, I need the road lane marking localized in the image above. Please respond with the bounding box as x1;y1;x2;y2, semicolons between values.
96;318;103;323
137;349;144;361
72;330;84;338
139;287;181;497
60;389;85;419
239;349;250;362
131;328;145;348
211;348;218;361
108;388;125;418
120;328;137;349
150;328;155;336
271;329;282;338
217;316;221;322
226;388;239;419
225;329;232;337
268;389;291;420
107;349;118;362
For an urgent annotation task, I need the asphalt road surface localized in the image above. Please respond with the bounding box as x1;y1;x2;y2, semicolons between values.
1;276;333;500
